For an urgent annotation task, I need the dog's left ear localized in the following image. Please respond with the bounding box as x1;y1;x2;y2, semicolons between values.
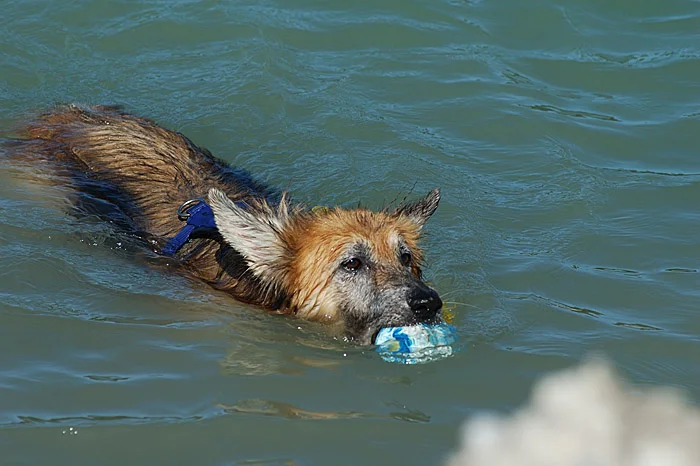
208;188;291;287
393;188;440;229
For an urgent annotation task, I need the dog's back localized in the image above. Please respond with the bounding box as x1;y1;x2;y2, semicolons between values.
15;104;283;308
21;104;274;236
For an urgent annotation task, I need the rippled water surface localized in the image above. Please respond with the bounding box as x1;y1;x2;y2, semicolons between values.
1;0;699;464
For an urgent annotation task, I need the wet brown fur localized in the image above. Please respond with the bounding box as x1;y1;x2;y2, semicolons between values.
10;104;440;342
17;104;288;309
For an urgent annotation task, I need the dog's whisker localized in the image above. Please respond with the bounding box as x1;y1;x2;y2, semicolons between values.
443;301;480;310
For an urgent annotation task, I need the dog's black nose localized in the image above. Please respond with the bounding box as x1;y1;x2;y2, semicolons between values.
408;286;443;321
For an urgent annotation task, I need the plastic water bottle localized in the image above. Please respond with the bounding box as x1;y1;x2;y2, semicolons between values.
375;323;458;364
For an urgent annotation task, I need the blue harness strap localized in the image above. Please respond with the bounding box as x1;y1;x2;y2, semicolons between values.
161;199;217;256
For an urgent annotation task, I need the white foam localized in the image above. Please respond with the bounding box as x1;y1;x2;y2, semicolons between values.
446;361;700;466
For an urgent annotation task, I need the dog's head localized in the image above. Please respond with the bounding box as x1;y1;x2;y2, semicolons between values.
208;188;442;345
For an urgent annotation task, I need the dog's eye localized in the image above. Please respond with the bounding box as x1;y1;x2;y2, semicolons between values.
400;252;412;267
342;257;363;272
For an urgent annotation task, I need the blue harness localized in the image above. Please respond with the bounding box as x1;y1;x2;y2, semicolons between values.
161;199;217;256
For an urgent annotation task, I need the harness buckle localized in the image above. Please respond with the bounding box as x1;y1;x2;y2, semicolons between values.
177;198;206;221
162;198;217;256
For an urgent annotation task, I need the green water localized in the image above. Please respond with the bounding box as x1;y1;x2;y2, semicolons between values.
1;0;699;464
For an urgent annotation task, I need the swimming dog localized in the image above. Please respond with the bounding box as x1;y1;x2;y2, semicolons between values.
12;104;443;344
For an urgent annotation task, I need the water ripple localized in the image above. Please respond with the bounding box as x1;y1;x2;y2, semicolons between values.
9;414;204;428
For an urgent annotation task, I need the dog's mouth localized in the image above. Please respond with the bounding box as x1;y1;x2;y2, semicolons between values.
370;328;382;345
353;324;385;346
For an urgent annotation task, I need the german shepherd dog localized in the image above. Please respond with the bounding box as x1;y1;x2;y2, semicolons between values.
10;104;443;345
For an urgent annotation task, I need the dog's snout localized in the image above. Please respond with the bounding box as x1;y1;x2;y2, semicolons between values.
408;286;442;320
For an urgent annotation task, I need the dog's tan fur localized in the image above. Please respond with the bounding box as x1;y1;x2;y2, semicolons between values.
282;209;426;321
10;104;442;344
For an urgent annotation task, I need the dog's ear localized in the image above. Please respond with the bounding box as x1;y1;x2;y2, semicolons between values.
208;188;291;286
393;188;440;229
